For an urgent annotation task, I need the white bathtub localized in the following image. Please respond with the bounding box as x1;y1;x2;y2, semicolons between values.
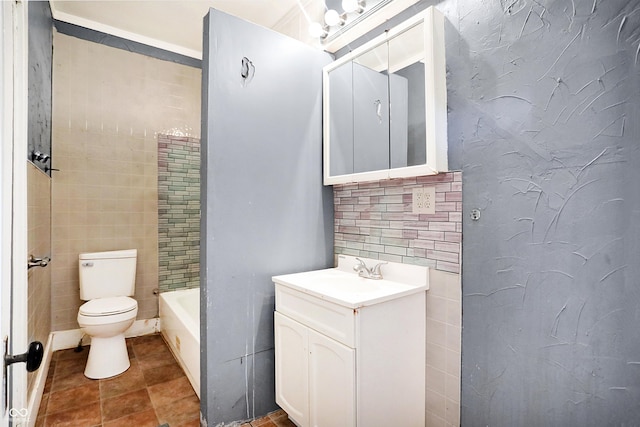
159;288;200;398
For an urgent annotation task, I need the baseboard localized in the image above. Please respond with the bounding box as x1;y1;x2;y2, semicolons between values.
52;318;161;351
27;333;53;427
127;318;161;339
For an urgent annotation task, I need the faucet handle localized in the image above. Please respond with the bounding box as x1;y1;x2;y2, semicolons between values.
353;257;367;271
353;257;373;278
371;262;387;279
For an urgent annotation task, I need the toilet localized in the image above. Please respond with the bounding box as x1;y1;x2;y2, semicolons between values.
77;249;138;379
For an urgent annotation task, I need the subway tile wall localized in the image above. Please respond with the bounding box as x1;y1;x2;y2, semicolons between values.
50;33;201;330
27;162;51;394
426;269;461;427
334;172;462;273
157;134;200;293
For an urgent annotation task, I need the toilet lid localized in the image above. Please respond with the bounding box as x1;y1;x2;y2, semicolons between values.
79;296;137;316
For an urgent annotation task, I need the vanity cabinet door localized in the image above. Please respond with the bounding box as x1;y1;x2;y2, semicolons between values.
274;312;309;426
308;328;356;427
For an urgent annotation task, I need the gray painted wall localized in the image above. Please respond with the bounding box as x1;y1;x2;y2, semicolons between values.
340;0;640;424
458;0;640;424
28;1;53;173
200;9;333;425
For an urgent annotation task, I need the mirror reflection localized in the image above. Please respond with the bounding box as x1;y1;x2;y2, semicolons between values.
327;20;426;177
389;22;426;167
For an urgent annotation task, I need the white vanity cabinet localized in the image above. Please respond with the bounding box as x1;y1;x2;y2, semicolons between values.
273;261;427;427
275;311;356;426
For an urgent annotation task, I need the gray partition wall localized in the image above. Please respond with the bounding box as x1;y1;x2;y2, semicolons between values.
200;9;334;425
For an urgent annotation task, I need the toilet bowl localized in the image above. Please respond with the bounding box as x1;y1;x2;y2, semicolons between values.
77;296;138;379
77;249;138;379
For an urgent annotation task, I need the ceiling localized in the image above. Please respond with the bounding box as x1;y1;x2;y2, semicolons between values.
49;0;302;59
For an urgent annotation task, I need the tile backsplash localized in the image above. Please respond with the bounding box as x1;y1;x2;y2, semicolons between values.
333;172;462;273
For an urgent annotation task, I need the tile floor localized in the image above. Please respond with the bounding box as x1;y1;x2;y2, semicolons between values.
37;333;297;427
240;410;297;427
37;334;199;427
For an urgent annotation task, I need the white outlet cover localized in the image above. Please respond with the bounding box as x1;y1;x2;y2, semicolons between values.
412;187;436;214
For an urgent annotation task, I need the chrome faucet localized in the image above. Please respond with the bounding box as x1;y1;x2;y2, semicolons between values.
353;257;387;280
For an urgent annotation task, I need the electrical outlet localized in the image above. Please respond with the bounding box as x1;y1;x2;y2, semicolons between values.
412;187;435;214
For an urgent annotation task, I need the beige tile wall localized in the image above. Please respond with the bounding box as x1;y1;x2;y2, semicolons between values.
426;269;461;427
27;162;51;393
50;32;201;331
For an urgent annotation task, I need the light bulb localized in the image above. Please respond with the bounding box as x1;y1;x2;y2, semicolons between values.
308;22;327;38
342;0;360;13
324;9;343;26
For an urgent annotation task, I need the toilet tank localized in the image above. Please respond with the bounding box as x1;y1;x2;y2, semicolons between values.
79;249;137;300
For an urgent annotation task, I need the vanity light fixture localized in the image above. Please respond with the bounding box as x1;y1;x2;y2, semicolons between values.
342;0;365;13
309;0;367;40
324;9;345;26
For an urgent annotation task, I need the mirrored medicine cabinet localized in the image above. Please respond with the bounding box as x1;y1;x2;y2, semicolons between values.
322;7;447;185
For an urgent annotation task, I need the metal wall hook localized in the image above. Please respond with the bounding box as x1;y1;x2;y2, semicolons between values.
28;255;50;269
240;57;255;86
374;99;382;123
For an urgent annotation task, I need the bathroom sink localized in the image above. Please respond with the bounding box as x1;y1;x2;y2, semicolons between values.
273;259;428;308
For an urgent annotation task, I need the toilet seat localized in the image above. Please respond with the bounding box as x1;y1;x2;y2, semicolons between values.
79;296;137;317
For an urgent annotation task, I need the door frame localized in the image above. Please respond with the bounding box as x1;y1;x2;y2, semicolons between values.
1;0;12;422
2;0;30;425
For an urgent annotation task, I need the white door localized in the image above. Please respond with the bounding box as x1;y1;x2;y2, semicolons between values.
1;0;30;425
308;328;355;427
274;312;309;426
